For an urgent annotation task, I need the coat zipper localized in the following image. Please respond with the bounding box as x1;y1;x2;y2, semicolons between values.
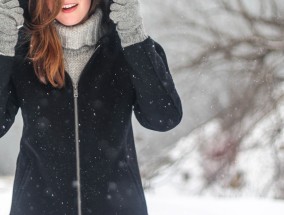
71;43;102;215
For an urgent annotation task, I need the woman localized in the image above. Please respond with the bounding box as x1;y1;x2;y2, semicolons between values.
0;0;183;214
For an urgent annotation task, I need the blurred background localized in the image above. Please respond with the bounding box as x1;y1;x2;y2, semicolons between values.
2;0;284;214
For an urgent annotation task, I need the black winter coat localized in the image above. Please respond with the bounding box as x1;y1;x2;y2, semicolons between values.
1;1;183;215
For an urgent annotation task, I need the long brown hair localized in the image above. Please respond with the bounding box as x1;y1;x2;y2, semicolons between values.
25;0;102;89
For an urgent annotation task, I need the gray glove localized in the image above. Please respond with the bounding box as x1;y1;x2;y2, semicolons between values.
0;0;24;56
109;0;148;48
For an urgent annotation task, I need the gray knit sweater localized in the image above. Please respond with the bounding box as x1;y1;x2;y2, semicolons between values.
53;7;106;85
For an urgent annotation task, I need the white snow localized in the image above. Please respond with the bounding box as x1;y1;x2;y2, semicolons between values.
146;186;284;215
1;176;284;215
0;176;13;215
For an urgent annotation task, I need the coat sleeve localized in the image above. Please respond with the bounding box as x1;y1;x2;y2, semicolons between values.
122;36;183;132
0;55;20;138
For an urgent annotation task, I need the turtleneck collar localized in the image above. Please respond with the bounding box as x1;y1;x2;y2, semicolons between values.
53;7;104;50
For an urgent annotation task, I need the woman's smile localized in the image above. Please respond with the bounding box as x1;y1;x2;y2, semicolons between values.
62;3;79;13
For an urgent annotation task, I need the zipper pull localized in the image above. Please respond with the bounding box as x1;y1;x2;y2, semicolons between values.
73;83;78;98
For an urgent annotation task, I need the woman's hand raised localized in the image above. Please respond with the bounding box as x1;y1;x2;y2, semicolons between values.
109;0;148;48
0;0;24;56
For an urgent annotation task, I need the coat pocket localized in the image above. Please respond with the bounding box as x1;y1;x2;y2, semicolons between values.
125;162;146;203
13;161;32;207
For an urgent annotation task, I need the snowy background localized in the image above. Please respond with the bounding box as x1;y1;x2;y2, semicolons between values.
2;0;284;213
2;176;284;215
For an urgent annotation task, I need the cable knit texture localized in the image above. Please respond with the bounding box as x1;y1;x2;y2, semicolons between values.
109;0;148;48
54;7;106;85
0;0;24;56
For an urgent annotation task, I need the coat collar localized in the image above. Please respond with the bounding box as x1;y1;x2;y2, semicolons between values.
15;25;120;60
15;7;121;62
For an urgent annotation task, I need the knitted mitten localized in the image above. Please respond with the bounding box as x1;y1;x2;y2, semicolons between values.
109;0;148;48
0;0;24;56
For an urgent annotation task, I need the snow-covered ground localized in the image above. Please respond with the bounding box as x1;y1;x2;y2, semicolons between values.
1;176;284;215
